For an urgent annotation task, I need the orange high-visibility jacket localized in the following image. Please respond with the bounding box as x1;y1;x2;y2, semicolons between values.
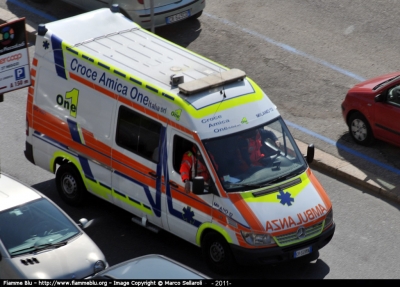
180;150;210;182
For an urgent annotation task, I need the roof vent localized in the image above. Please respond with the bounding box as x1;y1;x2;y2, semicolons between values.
178;69;246;95
170;74;184;86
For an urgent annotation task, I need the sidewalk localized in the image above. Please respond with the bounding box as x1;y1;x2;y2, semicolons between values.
1;8;400;204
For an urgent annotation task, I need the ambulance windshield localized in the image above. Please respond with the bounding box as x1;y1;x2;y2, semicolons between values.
204;117;307;192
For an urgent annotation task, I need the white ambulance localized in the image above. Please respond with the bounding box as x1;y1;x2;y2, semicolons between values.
25;6;335;274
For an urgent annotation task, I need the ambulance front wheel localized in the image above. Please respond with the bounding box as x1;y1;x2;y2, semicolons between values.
202;232;235;274
56;163;87;206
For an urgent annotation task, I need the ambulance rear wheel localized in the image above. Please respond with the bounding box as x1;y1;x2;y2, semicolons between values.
56;163;87;206
202;232;235;274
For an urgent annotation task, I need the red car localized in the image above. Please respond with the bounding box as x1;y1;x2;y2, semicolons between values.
342;71;400;147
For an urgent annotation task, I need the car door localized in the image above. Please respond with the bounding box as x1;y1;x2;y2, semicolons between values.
373;85;400;144
164;127;214;244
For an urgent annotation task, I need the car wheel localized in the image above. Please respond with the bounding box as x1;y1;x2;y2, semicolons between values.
202;232;236;274
192;10;203;19
188;10;203;20
56;163;87;206
348;112;374;146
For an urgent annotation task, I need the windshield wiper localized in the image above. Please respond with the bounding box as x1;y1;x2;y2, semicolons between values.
227;182;263;188
10;241;67;255
265;169;304;185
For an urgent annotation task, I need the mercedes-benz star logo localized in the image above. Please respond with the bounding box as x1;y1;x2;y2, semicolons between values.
296;226;306;239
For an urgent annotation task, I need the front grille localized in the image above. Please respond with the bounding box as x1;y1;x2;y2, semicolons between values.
274;221;324;246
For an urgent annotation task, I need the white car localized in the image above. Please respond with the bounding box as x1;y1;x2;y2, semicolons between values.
0;173;108;279
30;0;205;29
92;254;210;279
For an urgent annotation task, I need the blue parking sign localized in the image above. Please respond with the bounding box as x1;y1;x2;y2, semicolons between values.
15;67;25;80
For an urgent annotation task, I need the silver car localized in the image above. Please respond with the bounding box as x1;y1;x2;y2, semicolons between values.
0;173;108;279
30;0;205;29
92;254;210;279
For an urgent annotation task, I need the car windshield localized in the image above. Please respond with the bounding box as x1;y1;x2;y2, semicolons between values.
204;116;307;192
0;198;81;256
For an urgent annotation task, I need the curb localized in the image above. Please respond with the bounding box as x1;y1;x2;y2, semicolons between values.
296;141;400;203
1;8;400;204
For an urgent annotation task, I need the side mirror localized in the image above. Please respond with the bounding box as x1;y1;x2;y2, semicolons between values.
306;144;314;164
193;176;205;195
78;218;89;229
375;94;383;102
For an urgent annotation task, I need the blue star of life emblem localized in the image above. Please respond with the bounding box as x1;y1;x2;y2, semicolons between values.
277;189;294;206
182;206;195;224
43;40;50;50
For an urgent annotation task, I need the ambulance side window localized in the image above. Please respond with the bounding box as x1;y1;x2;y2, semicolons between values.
116;106;162;162
172;136;194;173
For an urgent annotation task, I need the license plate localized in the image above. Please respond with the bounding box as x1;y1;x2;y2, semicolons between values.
294;246;312;258
166;10;191;24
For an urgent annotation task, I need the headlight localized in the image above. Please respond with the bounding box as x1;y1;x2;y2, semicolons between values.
324;208;334;228
94;260;106;273
241;231;275;246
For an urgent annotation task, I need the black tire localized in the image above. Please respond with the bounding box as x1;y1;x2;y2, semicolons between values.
348;112;374;146
56;163;87;206
192;10;203;19
188;10;203;22
202;232;236;274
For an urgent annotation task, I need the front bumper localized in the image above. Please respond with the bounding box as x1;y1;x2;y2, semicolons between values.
230;222;335;265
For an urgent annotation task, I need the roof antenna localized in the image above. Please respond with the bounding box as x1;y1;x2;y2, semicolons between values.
220;87;226;99
219;67;226;99
213;68;226;116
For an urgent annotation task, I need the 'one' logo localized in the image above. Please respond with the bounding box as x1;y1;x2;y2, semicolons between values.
56;88;79;118
171;109;182;121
